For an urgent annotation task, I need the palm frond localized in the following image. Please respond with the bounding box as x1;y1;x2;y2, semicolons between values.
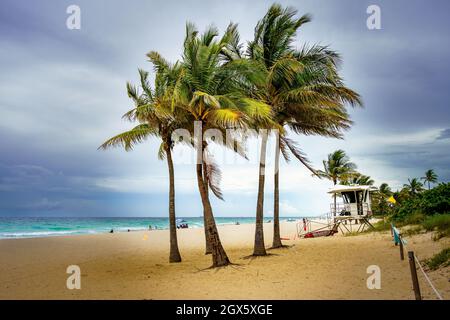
147;51;170;73
204;151;224;200
138;69;153;100
126;82;140;104
206;108;244;128
98;124;157;152
280;136;317;175
157;142;166;160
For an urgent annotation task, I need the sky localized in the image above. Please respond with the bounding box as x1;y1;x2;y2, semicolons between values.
0;0;449;217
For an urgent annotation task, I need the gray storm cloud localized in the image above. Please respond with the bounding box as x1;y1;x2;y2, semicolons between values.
0;0;449;216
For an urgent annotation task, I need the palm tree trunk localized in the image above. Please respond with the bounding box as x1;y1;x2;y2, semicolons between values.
253;131;268;256
272;134;282;248
166;145;182;263
202;164;212;255
428;181;431;190
195;142;230;267
333;180;337;222
334;194;337;217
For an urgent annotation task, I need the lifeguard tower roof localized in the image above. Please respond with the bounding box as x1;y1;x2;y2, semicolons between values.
327;185;377;194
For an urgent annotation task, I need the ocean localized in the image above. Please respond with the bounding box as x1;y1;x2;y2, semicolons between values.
0;216;304;239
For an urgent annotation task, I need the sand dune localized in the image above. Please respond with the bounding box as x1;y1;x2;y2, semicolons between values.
0;221;448;299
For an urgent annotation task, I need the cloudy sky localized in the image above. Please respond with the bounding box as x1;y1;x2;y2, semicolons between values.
0;0;449;217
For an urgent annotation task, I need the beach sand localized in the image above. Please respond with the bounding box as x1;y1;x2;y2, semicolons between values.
0;221;448;300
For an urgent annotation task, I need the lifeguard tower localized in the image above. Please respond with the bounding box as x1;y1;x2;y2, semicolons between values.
296;184;377;238
328;185;377;233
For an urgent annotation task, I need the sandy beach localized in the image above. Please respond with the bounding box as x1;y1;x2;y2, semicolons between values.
0;221;448;300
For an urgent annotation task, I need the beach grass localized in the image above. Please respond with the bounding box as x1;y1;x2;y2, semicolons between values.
422;214;450;240
361;214;450;241
425;248;450;270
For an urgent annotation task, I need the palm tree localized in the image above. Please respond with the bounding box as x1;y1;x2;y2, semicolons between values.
378;183;392;197
372;182;392;215
317;150;357;217
421;169;438;190
99;65;184;263
403;178;424;195
238;4;362;250
174;23;272;267
341;172;374;186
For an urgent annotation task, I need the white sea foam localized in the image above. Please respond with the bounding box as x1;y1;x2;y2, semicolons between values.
0;230;86;239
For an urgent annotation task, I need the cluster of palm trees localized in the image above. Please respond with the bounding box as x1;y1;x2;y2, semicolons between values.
402;170;438;195
375;170;439;216
317;150;439;190
99;4;361;267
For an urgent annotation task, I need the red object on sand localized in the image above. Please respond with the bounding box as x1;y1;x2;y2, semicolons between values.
304;229;337;238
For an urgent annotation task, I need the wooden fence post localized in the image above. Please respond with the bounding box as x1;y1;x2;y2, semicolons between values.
399;235;404;260
408;251;421;300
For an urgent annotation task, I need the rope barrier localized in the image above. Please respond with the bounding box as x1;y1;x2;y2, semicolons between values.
391;224;444;300
413;252;444;300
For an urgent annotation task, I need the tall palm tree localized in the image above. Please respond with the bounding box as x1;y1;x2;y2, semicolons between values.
235;4;362;251
174;23;272;267
317;149;357;217
403;178;424;195
99;65;185;263
421;169;438;190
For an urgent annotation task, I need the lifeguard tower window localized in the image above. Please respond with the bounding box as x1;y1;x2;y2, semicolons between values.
342;192;356;203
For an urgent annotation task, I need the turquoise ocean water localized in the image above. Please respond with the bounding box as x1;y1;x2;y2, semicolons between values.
0;217;303;239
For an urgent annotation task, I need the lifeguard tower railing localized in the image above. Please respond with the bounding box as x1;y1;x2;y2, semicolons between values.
330;203;371;218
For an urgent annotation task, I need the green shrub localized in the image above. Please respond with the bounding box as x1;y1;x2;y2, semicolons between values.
425;248;450;270
392;196;422;222
372;197;393;216
420;183;450;215
391;183;450;223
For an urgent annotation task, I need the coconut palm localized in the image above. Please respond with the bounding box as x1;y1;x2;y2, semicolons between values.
421;169;438;190
317;150;357;216
317;150;357;185
218;6;359;252
341;172;374;186
378;183;392;197
371;182;392;215
99;65;185;263
357;175;374;186
403;178;424;195
233;4;362;251
173;23;272;267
